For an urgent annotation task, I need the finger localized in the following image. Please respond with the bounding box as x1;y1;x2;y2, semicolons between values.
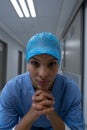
39;99;55;107
40;107;54;115
32;103;46;111
33;91;54;102
34;90;54;100
32;95;45;102
40;91;54;100
32;90;43;100
34;90;43;96
32;103;54;114
32;98;55;111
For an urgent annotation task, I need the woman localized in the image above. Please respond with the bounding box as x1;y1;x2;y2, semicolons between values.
0;32;84;130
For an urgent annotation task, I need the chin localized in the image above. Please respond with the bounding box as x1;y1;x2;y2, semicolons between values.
38;86;51;91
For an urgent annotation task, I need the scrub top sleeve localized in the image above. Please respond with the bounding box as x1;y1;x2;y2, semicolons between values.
64;82;85;130
0;83;19;129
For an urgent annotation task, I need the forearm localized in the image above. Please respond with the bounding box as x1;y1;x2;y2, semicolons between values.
15;108;36;130
46;111;65;130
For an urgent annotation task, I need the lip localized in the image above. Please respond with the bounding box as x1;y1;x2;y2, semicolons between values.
37;80;49;87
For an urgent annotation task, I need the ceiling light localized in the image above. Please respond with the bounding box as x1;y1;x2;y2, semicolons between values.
27;0;36;17
10;0;36;18
18;0;30;17
10;0;24;17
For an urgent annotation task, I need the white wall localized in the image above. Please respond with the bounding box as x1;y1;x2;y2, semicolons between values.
0;27;25;81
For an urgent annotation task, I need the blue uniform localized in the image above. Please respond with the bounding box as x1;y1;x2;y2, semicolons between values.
0;72;84;130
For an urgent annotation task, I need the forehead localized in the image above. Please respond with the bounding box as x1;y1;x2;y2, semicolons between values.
31;54;57;60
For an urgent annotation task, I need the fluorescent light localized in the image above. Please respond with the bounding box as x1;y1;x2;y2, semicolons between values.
10;0;36;18
27;0;36;17
10;0;24;17
18;0;30;17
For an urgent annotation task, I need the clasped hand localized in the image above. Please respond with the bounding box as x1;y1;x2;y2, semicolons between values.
30;90;55;120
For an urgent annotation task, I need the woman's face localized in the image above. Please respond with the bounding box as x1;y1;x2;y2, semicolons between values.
27;54;59;91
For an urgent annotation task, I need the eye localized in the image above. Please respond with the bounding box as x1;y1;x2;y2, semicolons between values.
48;62;57;67
30;60;40;67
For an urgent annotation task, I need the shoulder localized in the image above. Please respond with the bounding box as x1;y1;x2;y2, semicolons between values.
8;72;30;85
56;74;80;88
55;74;81;97
11;72;30;82
1;72;31;96
55;74;82;112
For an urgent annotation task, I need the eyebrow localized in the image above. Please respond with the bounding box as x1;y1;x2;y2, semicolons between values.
48;58;57;61
31;57;57;62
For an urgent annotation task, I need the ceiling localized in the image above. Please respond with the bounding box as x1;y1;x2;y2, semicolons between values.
0;0;83;48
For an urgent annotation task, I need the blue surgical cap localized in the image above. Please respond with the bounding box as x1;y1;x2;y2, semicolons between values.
26;32;61;64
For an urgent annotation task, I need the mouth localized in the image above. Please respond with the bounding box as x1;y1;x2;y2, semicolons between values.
37;80;50;87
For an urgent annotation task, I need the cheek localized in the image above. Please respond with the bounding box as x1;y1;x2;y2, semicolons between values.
27;64;33;71
28;65;37;76
29;68;36;75
49;71;57;80
51;67;59;75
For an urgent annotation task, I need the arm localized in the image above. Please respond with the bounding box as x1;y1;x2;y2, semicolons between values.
64;96;84;130
32;90;65;130
14;108;37;130
63;82;85;130
46;111;65;130
0;83;36;130
15;90;54;130
0;84;19;129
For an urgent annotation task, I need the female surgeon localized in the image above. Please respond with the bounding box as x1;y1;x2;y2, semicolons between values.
0;32;84;130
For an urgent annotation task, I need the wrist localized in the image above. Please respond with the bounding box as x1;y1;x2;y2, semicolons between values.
46;110;56;120
29;107;40;122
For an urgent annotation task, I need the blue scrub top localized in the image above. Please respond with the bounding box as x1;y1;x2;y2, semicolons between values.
0;72;84;130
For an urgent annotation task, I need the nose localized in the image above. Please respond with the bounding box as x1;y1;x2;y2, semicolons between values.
38;66;49;79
